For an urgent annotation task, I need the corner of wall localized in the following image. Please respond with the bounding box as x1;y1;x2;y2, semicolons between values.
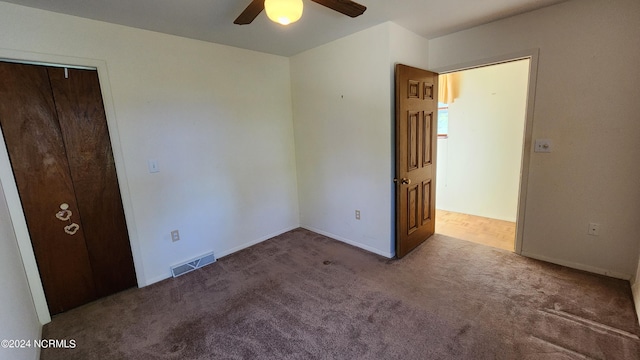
632;281;640;325
633;255;640;325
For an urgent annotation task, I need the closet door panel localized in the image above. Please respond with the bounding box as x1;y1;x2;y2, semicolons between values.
0;62;96;314
48;67;137;297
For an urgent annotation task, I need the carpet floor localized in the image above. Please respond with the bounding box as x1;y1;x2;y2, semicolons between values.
41;228;640;359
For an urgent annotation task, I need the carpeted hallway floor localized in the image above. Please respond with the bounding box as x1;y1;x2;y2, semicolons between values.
41;228;640;359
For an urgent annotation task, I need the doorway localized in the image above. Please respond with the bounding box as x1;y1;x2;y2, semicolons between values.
0;61;137;314
434;59;531;252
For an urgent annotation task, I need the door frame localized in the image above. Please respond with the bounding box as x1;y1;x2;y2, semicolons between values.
0;49;143;324
430;48;540;255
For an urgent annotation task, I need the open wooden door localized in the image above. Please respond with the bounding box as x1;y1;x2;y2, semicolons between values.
395;64;438;258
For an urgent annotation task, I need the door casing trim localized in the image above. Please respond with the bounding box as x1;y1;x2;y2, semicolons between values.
430;48;540;255
0;48;144;324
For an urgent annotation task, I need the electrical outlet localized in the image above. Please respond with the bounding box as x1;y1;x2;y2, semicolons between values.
534;139;552;153
355;210;361;220
587;223;600;236
171;230;180;242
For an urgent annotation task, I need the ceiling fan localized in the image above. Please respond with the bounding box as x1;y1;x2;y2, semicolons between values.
234;0;367;26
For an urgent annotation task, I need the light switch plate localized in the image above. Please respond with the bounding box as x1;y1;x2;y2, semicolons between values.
534;139;552;153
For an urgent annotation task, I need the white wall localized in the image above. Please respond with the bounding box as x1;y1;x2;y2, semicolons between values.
0;181;40;360
389;23;431;88
291;22;428;257
0;1;299;323
430;0;640;279
436;61;529;222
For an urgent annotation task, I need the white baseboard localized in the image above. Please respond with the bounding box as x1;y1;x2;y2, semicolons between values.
215;225;300;258
144;225;300;286
520;251;632;280
144;273;171;286
302;226;394;259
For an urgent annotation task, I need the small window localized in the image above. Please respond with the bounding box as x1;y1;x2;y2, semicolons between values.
437;102;449;138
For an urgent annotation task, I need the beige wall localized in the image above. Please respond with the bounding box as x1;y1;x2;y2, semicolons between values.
430;0;640;278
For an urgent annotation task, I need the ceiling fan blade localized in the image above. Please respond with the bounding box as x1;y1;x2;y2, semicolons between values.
310;0;366;18
234;0;265;25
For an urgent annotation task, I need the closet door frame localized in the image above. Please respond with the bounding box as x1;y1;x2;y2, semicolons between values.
0;51;141;325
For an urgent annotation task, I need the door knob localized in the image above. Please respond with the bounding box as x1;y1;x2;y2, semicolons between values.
55;203;72;221
55;202;80;235
394;178;411;185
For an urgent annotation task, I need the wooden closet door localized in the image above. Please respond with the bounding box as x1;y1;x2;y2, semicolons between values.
48;67;137;298
0;62;137;314
0;62;97;314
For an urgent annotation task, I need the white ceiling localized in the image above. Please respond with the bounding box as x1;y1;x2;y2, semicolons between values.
1;0;568;57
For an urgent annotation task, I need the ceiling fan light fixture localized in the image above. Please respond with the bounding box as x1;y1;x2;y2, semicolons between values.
264;0;303;25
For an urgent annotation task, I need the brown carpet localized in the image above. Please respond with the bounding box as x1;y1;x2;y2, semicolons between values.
41;228;640;359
